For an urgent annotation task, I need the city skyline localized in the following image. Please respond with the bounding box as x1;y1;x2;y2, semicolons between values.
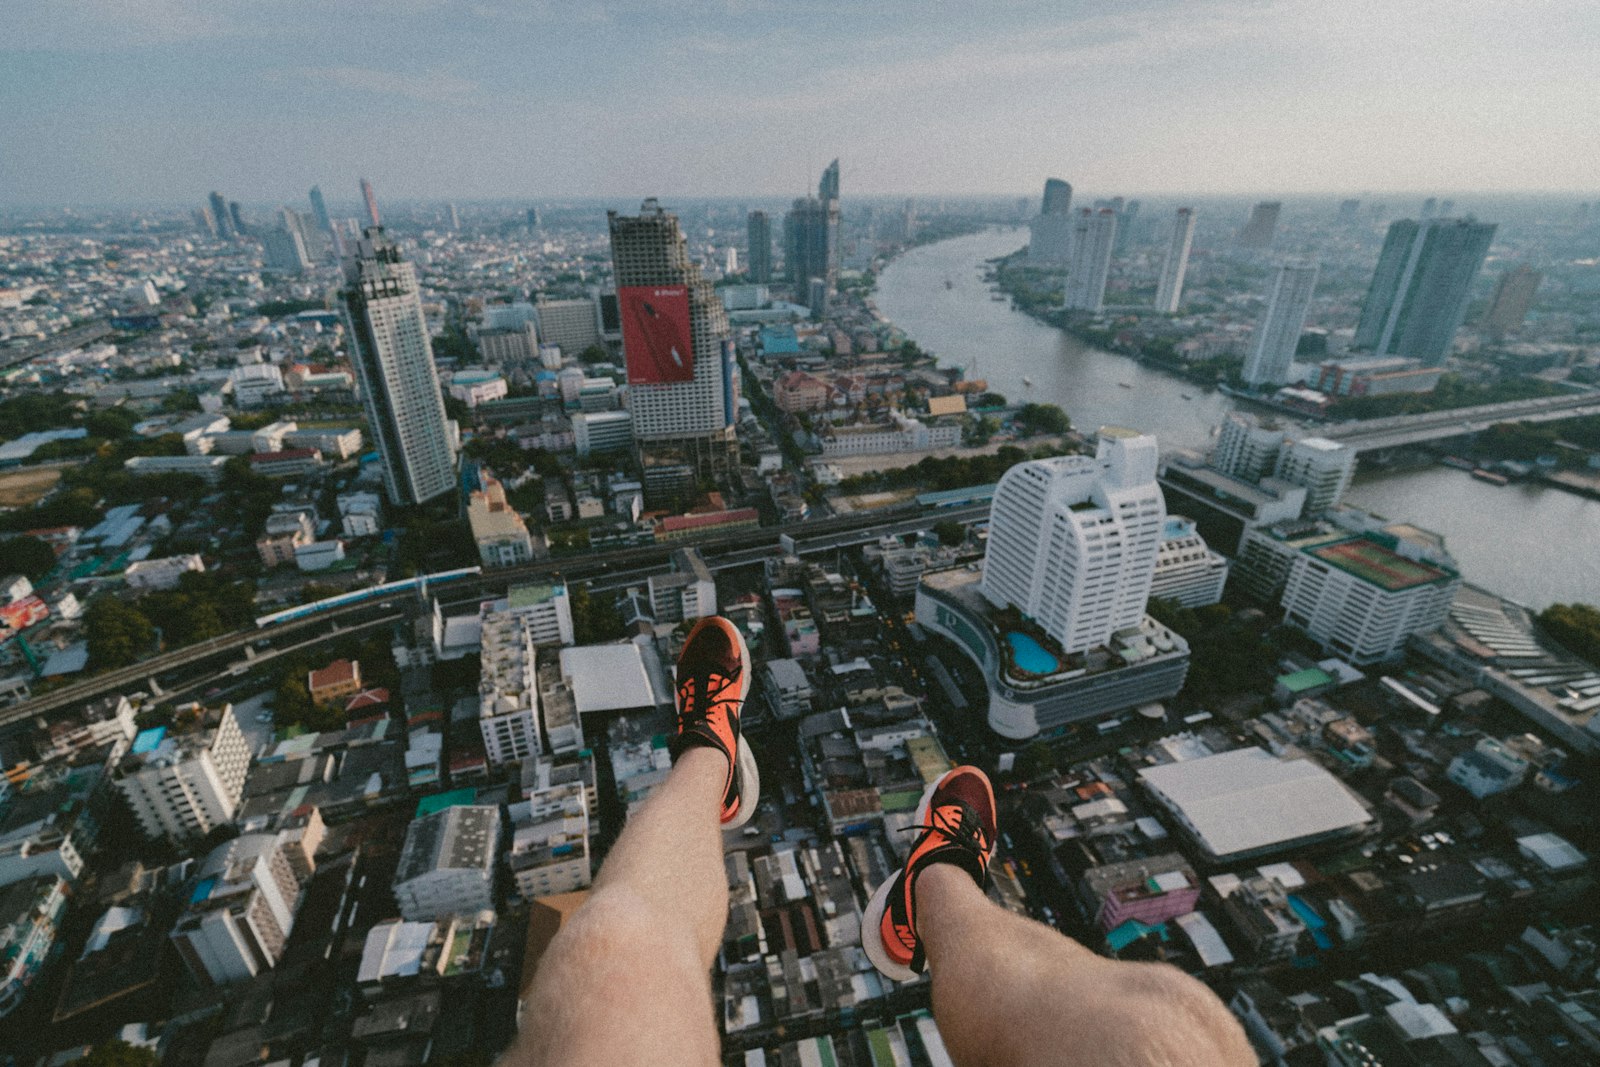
4;2;1598;205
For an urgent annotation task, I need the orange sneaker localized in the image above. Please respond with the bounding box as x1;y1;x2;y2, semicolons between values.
669;616;761;830
862;765;997;981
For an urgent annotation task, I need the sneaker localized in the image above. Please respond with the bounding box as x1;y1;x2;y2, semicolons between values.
669;616;761;830
862;765;997;981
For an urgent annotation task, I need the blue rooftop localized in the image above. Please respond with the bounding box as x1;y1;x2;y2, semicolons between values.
130;726;166;755
759;326;801;354
190;876;217;904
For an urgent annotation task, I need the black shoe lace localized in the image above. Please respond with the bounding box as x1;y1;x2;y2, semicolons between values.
906;802;987;860
680;664;743;726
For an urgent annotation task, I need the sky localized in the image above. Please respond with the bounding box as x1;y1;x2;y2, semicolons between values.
3;0;1598;207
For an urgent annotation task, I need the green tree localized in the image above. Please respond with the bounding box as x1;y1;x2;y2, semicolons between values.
1;535;58;580
1539;602;1600;668
76;1041;159;1067
85;598;156;669
933;520;967;548
1015;403;1071;436
579;343;610;364
570;583;624;643
85;406;140;439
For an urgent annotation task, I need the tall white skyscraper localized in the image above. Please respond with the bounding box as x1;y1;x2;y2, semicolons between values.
340;228;458;505
982;428;1165;655
1154;207;1196;313
1242;259;1319;387
1063;208;1117;312
1028;177;1075;266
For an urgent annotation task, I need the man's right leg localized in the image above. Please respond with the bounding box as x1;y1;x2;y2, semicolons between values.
916;865;1252;1066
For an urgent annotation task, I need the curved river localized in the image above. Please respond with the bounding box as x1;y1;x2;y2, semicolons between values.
874;227;1600;610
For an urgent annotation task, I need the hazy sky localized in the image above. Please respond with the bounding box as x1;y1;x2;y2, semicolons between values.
4;0;1597;206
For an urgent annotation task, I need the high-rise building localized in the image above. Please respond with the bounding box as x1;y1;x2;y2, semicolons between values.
746;211;772;283
339;228;458;505
227;201;247;237
818;158;840;203
608;200;738;486
1041;178;1073;215
208;191;233;239
1354;217;1496;366
1114;199;1141;256
1213;412;1286;482
527;207;541;230
447;202;460;232
1062;209;1117;312
1421;197;1438;219
1273;437;1356;515
479;607;544;766
784;197;835;290
262;207;313;274
1238;201;1282;248
170;832;311;985
197;203;219;238
1242;260;1319;387
982;428;1164;655
1150;518;1229;608
360;177;381;228
309;185;331;232
1154;207;1196;313
1482;263;1542;335
112;706;251;842
1281;533;1459;664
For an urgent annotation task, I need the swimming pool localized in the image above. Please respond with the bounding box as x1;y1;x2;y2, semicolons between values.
1005;631;1060;675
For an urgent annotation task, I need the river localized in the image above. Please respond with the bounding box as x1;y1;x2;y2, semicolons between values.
874;227;1600;610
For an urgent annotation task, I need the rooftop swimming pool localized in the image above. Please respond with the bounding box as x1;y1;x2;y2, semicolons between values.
1005;631;1060;675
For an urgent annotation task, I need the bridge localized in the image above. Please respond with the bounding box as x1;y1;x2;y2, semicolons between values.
1315;391;1600;453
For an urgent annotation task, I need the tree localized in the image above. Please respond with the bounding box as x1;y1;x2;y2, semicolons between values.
1015;403;1071;436
570;583;624;644
75;1041;159;1067
1539;602;1600;668
933;520;967;548
579;344;610;364
85;598;156;670
2;535;58;580
86;406;139;439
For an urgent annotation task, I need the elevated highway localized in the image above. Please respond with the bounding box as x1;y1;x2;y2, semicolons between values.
1317;391;1600;453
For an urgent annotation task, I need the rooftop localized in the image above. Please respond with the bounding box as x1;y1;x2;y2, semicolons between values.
394;805;499;885
1307;535;1455;592
559;643;660;714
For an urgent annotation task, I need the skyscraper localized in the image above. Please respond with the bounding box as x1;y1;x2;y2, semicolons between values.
339;228;457;506
262;207;313;274
818;158;840;203
1354;218;1496;366
1482;263;1542;335
227;201;247;237
527;207;541;230
1062;208;1117;312
1041;177;1073;215
818;159;842;283
982;428;1165;655
1238;201;1282;248
1242;259;1319;387
309;186;331;233
208;191;233;240
197;203;219;238
1154;207;1196;314
360;177;382;228
747;211;772;283
784;197;832;289
608;200;738;488
447;203;460;232
1028;177;1074;267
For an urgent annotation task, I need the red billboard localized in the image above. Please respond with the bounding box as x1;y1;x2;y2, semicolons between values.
620;286;693;384
0;595;48;641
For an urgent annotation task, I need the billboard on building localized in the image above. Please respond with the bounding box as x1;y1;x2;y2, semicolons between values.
619;286;693;384
0;595;49;641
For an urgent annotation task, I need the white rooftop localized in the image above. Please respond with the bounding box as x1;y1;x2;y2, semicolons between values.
560;643;658;714
1139;747;1372;860
1517;832;1586;872
1174;911;1234;968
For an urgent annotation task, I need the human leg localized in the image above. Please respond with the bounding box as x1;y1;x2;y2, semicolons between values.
518;618;760;1066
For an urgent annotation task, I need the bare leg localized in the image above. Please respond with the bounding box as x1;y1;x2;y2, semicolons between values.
916;865;1252;1067
518;747;730;1066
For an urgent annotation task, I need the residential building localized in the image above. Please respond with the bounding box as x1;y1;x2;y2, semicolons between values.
0;875;69;1019
1028;177;1075;267
294;539;346;571
1281;533;1460;663
338;490;383;537
468;473;535;568
572;410;633;457
1483;263;1541;335
124;553;204;592
1355;217;1497;365
340;228;458;505
1081;854;1201;931
646;548;717;624
478;322;539;366
308;659;362;704
1447;737;1530;798
508;775;591;900
285;427;363;460
765;659;813;719
113;706;251;842
505;582;574;646
747;210;773;284
608;200;739;486
479;608;543;767
169;833;309;985
1213;412;1286;482
534;298;603;357
1063;208;1117;312
1154;207;1196;313
1149;517;1229;608
257;510;313;567
1273;437;1356;515
773;370;832;413
1242;259;1319;387
982;429;1164;655
360;177;381;226
1238;201;1282;248
393;805;500;921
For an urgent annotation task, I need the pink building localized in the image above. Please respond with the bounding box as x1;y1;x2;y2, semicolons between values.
1082;855;1202;930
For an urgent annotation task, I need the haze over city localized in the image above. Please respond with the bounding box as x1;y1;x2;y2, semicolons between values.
5;0;1600;204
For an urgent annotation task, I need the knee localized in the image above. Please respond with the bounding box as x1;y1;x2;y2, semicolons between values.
550;887;695;970
1102;964;1251;1064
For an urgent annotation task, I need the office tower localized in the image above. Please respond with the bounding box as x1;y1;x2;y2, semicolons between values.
448;202;460;232
724;247;739;275
339;228;458;505
208;191;233;239
262;207;313;273
1354;217;1496;366
1483;263;1542;335
902;198;916;241
1029;177;1075;267
1114;199;1141;255
819;158;840;202
227;200;247;237
309;185;331;232
1273;437;1356;515
1062;208;1117;312
1338;199;1361;221
982;428;1165;655
808;278;828;319
360;177;381;227
527;207;541;229
1213;412;1285;482
1041;177;1072;215
1421;197;1438;218
607;200;738;485
784;197;831;289
1242;259;1319;387
1154;207;1196;313
197;203;219;238
746;211;772;283
1238;201;1282;247
1439;199;1454;216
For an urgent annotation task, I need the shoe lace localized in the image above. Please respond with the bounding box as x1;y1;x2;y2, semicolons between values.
907;802;988;860
680;665;743;723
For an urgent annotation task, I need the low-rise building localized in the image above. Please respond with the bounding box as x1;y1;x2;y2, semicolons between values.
0;875;69;1019
249;447;323;478
572;410;633;457
1447;736;1531;798
113;706;251;842
1149;517;1229;608
765;658;813;719
309;659;362;705
123;554;205;591
646;548;717;623
508;774;590;900
169;832;311;985
393;805;500;921
295;538;346;571
819;412;963;457
338;490;383;537
468;473;534;568
122;454;229;482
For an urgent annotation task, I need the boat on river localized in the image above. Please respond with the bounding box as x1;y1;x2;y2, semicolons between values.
1471;469;1509;486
